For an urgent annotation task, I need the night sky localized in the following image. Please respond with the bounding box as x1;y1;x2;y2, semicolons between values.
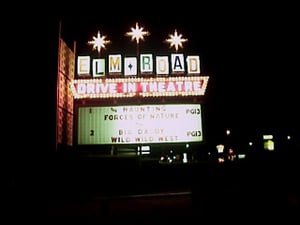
20;2;298;151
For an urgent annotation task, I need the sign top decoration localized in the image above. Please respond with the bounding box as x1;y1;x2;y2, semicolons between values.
88;31;111;54
165;29;188;52
87;22;188;54
125;22;150;44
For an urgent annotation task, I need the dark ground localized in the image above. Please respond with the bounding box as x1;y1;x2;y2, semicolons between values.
5;151;299;224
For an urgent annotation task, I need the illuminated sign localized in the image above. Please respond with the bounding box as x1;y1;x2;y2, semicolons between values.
71;76;209;99
77;104;203;145
77;54;200;76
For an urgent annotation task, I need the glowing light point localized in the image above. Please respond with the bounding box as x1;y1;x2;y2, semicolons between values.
126;22;150;44
88;31;111;54
165;29;188;52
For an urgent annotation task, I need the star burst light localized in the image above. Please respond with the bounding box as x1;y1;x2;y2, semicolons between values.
165;29;188;52
125;22;150;44
88;31;111;54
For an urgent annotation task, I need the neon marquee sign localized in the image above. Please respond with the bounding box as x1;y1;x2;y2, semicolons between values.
71;76;209;99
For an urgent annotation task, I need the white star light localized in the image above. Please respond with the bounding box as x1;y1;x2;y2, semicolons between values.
88;31;111;54
165;29;188;52
126;22;150;44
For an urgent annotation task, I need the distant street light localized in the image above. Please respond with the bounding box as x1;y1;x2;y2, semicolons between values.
225;129;231;156
226;129;231;136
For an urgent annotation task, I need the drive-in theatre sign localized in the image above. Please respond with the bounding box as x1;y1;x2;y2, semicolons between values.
57;23;210;147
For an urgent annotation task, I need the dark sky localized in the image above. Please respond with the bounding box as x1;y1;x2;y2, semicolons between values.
19;2;298;150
